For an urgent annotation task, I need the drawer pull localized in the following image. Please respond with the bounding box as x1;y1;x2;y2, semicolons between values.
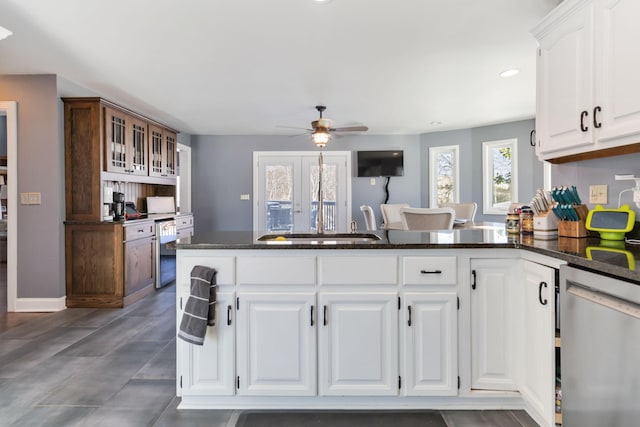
420;269;442;274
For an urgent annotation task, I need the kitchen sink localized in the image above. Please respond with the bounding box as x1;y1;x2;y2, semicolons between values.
257;233;381;243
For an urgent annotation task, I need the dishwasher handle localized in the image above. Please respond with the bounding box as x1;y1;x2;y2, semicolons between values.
567;282;640;320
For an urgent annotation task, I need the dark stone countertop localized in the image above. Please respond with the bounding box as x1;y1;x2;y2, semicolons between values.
171;223;640;283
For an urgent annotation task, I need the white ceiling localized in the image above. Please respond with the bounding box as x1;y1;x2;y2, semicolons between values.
0;0;561;136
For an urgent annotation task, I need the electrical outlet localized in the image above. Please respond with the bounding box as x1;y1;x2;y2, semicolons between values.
370;178;376;186
589;185;608;204
20;192;30;205
240;194;250;201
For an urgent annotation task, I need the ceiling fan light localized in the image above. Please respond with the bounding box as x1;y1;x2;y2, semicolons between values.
312;130;331;147
0;26;12;41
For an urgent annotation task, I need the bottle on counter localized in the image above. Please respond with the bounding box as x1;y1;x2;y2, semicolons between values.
520;209;534;235
506;212;520;234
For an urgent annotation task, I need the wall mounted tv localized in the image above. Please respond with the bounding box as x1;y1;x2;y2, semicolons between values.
357;150;404;177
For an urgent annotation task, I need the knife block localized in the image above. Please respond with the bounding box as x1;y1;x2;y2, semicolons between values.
557;204;589;238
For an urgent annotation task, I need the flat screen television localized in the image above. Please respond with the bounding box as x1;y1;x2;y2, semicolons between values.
357;150;404;177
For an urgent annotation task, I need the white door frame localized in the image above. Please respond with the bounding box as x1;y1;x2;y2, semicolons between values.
1;101;17;311
253;151;352;233
177;143;192;213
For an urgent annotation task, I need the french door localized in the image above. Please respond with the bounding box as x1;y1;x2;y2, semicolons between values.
253;151;351;233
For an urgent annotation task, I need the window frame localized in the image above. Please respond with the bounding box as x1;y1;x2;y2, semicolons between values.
428;145;460;207
482;138;518;215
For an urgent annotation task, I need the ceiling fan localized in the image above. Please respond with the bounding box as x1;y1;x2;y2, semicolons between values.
298;105;369;148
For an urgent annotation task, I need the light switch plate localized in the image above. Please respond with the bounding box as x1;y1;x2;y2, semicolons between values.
240;194;250;201
589;185;608;204
28;192;41;205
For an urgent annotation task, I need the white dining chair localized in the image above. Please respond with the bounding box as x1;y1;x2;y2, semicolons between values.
380;203;410;230
439;202;477;222
359;205;377;230
399;207;456;230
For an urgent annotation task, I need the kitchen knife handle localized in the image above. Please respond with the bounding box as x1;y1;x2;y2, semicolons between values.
580;110;589;132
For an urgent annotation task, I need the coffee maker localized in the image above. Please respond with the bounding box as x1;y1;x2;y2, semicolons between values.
113;192;125;221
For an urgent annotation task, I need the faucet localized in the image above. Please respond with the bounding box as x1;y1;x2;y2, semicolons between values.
316;152;324;234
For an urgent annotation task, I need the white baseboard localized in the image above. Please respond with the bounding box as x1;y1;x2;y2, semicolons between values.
13;297;67;312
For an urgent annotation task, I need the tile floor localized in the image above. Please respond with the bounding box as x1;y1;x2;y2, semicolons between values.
0;280;539;427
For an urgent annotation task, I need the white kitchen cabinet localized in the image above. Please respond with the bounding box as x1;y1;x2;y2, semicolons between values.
402;292;457;396
236;292;316;396
318;292;398;396
470;259;519;391
520;260;556;427
179;291;236;397
533;0;640;161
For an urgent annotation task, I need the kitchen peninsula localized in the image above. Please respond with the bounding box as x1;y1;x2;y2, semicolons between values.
173;224;640;427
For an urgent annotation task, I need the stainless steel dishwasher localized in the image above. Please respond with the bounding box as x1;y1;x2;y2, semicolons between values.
560;265;640;427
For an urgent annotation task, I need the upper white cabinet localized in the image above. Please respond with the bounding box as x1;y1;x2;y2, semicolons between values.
533;0;640;162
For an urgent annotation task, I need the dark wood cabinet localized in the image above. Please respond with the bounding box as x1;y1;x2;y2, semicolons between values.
149;124;177;179
64;97;178;308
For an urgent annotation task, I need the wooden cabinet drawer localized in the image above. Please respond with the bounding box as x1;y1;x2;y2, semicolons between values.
236;256;315;285
319;256;398;285
176;215;193;229
123;221;155;241
402;256;457;285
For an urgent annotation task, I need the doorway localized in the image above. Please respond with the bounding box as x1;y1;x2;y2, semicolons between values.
253;151;352;233
0;102;17;313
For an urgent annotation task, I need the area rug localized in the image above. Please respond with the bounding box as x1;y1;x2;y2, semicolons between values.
235;410;447;427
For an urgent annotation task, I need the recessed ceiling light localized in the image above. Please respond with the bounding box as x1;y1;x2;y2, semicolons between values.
500;69;519;78
313;0;333;3
430;121;442;126
0;26;12;41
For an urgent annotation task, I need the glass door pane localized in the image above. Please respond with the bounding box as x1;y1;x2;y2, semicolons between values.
306;156;337;232
266;163;294;232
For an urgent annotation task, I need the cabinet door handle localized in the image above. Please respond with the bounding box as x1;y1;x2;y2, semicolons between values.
529;129;536;147
323;305;328;326
407;305;412;326
593;106;602;128
539;281;548;306
310;305;314;326
227;305;232;325
471;269;477;290
580;110;589;132
420;269;442;274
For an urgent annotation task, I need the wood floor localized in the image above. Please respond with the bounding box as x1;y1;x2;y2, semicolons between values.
0;272;539;427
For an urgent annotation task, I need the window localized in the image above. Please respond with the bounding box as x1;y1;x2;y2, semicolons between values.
429;145;459;207
482;138;518;215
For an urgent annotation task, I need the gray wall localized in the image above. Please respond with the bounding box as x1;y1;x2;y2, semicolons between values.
420;119;540;222
191;134;421;231
191;119;543;231
0;75;65;299
551;152;640;216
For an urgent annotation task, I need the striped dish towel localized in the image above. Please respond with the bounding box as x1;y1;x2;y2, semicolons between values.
178;265;217;345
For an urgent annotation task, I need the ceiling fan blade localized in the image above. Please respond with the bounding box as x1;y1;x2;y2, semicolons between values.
276;125;313;131
330;125;369;132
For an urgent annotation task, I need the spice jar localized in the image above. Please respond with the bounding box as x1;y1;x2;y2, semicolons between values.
506;212;520;234
520;209;534;235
